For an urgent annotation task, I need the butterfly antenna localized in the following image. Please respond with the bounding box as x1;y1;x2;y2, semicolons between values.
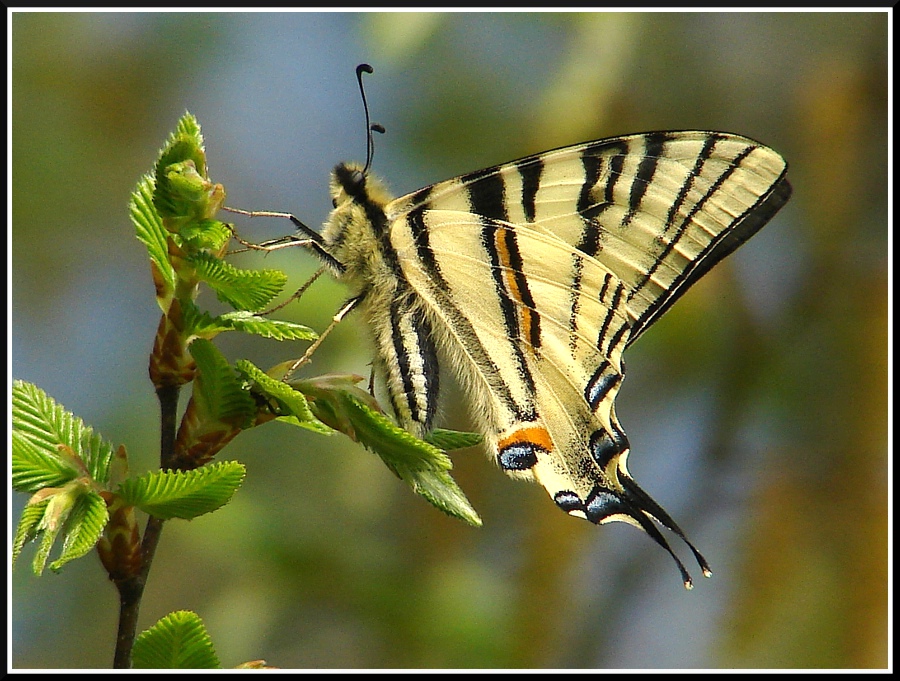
355;63;385;174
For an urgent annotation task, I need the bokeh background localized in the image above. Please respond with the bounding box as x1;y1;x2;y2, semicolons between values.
11;11;888;670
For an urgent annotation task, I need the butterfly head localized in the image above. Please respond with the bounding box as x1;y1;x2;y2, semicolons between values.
329;162;393;210
321;162;396;286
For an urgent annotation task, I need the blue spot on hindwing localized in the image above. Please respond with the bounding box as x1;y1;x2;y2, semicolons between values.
553;490;584;514
498;443;540;471
589;429;621;468
584;487;626;524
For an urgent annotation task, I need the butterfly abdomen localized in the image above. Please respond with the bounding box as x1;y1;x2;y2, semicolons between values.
322;162;444;437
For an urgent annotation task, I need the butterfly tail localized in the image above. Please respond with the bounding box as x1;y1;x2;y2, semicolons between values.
618;472;713;587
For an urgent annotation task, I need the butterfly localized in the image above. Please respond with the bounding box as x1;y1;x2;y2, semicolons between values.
286;120;790;588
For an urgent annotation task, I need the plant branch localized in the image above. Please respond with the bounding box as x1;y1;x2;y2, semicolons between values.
111;383;181;668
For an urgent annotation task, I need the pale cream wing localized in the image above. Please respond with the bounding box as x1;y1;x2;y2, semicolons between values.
391;131;791;345
370;130;790;585
388;210;707;584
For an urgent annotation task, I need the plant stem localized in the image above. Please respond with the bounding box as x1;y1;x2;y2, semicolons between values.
111;383;180;668
112;574;145;668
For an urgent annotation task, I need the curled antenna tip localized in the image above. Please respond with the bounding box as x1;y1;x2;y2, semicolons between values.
355;64;381;174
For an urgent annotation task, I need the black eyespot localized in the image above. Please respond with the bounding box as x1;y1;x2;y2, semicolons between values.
332;198;338;208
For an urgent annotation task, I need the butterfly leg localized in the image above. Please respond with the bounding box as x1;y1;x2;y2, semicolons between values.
223;206;345;272
282;295;362;379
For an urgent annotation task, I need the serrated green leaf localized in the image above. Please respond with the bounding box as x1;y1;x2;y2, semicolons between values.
151;114;227;229
236;360;331;434
12;380;115;488
189;251;287;312
28;480;91;575
293;376;481;526
188;339;256;427
346;398;453;474
404;468;483;527
118;461;246;520
49;491;109;572
425;428;483;451
133;610;221;669
32;516;59;575
346;400;481;527
154;142;208;221
11;430;78;492
15;480;106;575
173;112;203;145
218;311;317;341
179;219;232;252
130;174;174;299
183;303;317;343
12;499;49;566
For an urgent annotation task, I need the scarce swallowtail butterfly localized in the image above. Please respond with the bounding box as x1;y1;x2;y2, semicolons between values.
282;67;791;587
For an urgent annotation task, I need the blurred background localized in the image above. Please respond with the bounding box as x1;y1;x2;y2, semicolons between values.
11;11;888;670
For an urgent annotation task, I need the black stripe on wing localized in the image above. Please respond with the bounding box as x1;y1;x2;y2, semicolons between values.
405;202;539;425
629;172;792;344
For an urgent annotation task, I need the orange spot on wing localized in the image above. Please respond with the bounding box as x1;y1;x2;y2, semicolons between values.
498;426;554;453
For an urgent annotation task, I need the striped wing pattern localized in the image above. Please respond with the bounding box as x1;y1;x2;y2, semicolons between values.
321;131;791;586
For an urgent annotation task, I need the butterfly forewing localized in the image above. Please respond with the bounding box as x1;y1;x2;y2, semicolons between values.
394;131;790;344
321;129;790;586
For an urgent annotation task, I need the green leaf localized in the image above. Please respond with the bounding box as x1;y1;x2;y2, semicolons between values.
49;491;109;572
12;380;115;488
172;112;203;145
133;610;221;669
184;303;317;342
348;400;481;526
217;311;317;341
117;461;246;520
188;339;256;428
13;480;109;575
152;113;214;221
12;499;49;566
425;428;483;451
189;251;287;312
293;375;482;526
20;478;104;575
32;513;60;576
401;467;484;528
236;360;331;434
179;218;232;252
130;174;175;300
11;430;78;492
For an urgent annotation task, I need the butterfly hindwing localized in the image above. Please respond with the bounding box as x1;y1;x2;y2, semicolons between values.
317;130;791;586
389;210;704;581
